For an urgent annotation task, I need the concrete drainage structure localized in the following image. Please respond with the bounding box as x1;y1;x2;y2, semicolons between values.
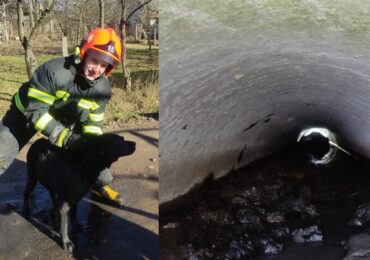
160;1;370;204
297;127;337;165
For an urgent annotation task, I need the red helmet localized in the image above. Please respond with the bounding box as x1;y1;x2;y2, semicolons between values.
80;28;122;75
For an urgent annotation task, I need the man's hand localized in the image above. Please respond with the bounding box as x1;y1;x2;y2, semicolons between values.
65;133;87;151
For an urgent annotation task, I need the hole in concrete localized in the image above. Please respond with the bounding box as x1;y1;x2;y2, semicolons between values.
297;127;336;166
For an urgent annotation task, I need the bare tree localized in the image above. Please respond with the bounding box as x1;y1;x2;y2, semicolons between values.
82;0;101;33
146;4;151;50
17;0;55;79
47;0;54;35
28;0;35;28
120;0;151;91
55;15;69;57
0;1;9;43
99;0;104;28
139;0;158;46
54;0;71;56
1;0;16;40
76;0;87;44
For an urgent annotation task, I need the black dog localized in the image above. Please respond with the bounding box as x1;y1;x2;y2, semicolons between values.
23;133;136;252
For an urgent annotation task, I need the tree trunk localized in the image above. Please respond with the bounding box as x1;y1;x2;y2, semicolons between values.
25;46;37;78
99;0;104;28
84;23;89;37
17;0;25;48
49;18;53;34
120;0;131;91
135;23;138;42
18;0;34;79
120;20;131;91
2;2;8;43
17;0;54;80
148;27;152;50
119;0;152;90
35;0;42;20
62;35;68;57
29;0;35;29
8;20;13;39
146;5;151;50
18;0;35;78
3;22;8;43
76;0;88;43
47;0;54;36
77;5;84;43
154;28;157;45
142;28;148;40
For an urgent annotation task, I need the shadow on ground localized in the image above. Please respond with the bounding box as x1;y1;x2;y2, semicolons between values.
109;128;159;147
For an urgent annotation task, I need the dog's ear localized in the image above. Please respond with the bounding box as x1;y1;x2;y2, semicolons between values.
95;134;135;167
92;133;122;148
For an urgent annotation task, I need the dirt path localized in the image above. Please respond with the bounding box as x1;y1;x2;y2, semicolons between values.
0;128;158;259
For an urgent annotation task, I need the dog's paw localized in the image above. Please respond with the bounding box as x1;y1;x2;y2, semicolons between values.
63;239;74;253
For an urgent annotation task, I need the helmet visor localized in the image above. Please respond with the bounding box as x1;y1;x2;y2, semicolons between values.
86;49;119;67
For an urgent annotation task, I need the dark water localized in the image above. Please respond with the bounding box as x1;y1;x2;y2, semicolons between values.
160;148;370;260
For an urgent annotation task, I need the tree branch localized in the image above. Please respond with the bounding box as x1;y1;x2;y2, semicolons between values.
126;0;152;22
28;0;55;46
54;10;66;35
16;0;26;47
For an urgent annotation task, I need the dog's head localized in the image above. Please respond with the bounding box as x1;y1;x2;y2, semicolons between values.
85;133;136;167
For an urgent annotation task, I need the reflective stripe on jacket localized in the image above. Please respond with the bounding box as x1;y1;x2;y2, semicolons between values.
15;55;111;141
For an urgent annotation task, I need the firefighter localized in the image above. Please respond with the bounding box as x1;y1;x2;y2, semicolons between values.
0;27;125;206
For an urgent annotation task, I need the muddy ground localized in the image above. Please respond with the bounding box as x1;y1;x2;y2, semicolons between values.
0;127;158;260
160;147;370;260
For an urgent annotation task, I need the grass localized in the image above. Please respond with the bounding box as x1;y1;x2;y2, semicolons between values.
107;76;159;123
0;44;158;127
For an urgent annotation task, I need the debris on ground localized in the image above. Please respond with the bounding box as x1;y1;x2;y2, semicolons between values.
160;149;370;259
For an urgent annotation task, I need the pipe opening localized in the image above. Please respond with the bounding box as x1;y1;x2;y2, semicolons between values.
297;127;337;166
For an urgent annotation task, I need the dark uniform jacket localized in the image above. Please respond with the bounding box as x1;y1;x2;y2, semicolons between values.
14;55;111;147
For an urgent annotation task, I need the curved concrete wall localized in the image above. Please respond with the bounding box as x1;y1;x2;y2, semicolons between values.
159;0;370;203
